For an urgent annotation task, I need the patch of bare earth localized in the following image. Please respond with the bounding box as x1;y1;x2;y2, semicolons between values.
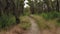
26;17;40;34
42;27;60;34
0;25;26;34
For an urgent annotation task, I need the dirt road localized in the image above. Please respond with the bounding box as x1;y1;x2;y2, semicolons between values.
26;17;40;34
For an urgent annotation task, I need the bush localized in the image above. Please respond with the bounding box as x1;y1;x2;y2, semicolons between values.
41;12;60;20
40;12;60;26
57;19;60;26
0;14;16;28
23;7;30;16
19;16;31;30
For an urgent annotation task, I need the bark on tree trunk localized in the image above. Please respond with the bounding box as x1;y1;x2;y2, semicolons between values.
56;0;59;12
15;16;20;24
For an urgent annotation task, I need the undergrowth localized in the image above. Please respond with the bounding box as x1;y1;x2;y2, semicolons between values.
19;16;31;30
40;12;60;20
30;15;59;30
0;14;16;29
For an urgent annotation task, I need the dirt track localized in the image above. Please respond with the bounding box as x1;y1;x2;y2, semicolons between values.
26;17;40;34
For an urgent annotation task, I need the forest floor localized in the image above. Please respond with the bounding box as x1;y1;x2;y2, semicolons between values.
0;16;40;34
0;25;26;34
0;15;60;34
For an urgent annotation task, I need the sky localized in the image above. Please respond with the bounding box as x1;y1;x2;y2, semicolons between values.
24;0;54;8
24;0;29;8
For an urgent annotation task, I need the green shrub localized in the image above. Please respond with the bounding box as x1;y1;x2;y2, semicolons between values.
19;16;31;30
41;12;60;20
0;14;16;28
23;7;30;16
57;19;60;26
40;12;60;27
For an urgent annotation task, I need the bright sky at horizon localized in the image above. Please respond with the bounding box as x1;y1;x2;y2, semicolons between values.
24;0;54;8
24;0;29;8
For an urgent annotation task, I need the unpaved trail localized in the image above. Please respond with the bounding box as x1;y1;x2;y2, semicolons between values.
26;17;40;34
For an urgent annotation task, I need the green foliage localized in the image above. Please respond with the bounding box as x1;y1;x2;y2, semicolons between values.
19;22;31;30
40;12;60;27
57;19;60;26
41;12;60;20
29;15;50;29
0;14;16;28
24;7;30;16
19;16;31;30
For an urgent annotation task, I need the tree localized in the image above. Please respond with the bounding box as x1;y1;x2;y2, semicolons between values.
0;0;24;24
43;0;52;12
28;0;35;14
36;0;43;13
56;0;59;12
13;0;24;24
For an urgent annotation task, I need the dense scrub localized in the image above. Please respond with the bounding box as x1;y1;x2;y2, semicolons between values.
41;12;60;20
0;14;16;29
0;14;31;30
40;12;60;26
19;16;31;30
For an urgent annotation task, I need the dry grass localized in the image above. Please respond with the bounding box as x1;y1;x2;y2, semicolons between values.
19;16;31;30
30;15;60;34
30;15;57;29
0;16;31;34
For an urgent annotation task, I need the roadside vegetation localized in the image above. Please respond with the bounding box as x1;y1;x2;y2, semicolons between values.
30;12;60;30
0;0;60;34
19;16;31;30
40;12;60;20
0;14;16;29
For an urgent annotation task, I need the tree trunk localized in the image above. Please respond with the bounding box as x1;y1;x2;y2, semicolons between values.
56;0;59;12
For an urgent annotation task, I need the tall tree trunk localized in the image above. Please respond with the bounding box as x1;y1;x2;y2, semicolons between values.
13;0;24;24
43;0;52;12
56;0;59;12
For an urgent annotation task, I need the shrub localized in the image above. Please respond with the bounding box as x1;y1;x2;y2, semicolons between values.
41;12;60;20
57;19;60;26
0;14;16;28
23;7;30;16
19;16;31;30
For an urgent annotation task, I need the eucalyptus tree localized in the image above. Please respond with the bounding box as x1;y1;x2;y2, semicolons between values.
0;0;2;16
56;0;59;12
28;0;35;14
28;0;43;14
36;0;43;13
43;0;53;12
51;0;56;11
0;0;24;24
13;0;24;23
52;0;59;12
